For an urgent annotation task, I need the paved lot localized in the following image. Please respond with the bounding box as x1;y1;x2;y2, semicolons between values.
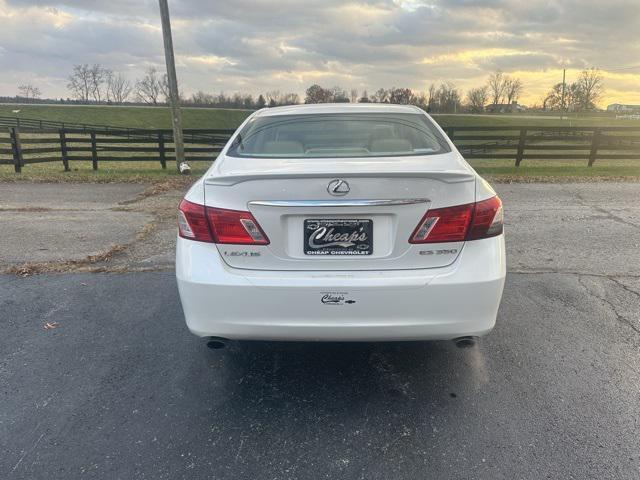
1;182;639;479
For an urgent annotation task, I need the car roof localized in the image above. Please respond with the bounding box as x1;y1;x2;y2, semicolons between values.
254;103;425;117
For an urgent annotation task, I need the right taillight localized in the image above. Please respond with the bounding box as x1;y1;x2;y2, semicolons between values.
178;199;269;245
467;195;503;240
409;195;503;243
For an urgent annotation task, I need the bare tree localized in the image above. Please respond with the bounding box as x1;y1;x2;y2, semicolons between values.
427;83;437;111
434;82;462;113
106;72;132;104
265;90;282;107
89;64;108;102
466;86;489;113
505;78;523;104
135;67;166;105
487;70;507;105
575;68;604;110
370;88;390;103
67;64;93;103
350;89;359;103
544;82;578;111
281;92;300;105
388;87;415;105
17;84;41;103
329;86;349;102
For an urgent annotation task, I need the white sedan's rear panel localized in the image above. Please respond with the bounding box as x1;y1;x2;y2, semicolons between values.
176;235;505;341
176;104;506;341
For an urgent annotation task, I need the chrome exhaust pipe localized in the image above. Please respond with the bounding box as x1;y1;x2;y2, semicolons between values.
206;337;229;350
453;336;478;348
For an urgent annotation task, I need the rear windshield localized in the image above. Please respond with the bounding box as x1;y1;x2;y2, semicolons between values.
226;112;451;158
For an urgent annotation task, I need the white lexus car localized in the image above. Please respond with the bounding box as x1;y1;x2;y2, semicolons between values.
176;104;505;348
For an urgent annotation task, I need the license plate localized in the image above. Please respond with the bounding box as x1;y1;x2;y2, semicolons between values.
304;219;373;255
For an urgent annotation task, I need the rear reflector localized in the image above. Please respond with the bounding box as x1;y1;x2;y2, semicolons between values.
178;199;269;245
410;195;503;243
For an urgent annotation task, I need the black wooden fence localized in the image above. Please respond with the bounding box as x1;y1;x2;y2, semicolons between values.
1;127;233;172
2;125;640;173
444;126;640;166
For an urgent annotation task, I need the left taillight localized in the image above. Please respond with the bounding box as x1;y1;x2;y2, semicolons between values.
178;199;213;242
178;199;269;245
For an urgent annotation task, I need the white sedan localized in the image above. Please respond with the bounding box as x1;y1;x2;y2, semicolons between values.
176;103;505;348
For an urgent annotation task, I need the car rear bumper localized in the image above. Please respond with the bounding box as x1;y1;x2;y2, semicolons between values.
175;236;506;341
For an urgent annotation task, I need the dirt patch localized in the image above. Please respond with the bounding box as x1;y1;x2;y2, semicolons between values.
6;243;128;277
1;181;187;275
118;178;193;205
0;206;53;212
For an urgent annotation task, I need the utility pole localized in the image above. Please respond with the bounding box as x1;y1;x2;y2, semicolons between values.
158;0;188;174
560;68;566;122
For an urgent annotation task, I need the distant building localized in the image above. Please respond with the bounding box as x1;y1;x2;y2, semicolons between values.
485;102;526;113
607;103;640;113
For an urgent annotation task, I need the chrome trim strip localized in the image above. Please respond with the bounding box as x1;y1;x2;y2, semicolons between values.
248;198;430;207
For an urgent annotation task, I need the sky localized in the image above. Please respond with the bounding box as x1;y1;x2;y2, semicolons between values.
0;0;639;107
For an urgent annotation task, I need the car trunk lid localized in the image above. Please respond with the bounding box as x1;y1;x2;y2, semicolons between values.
204;154;476;271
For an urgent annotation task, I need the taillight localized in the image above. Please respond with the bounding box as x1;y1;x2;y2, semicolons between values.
206;207;269;245
178;200;269;245
409;203;474;243
467;196;503;240
409;195;503;243
178;199;213;242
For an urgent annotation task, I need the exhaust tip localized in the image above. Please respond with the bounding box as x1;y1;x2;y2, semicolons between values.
453;336;478;348
206;337;229;350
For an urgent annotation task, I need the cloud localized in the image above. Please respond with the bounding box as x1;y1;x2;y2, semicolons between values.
0;0;639;105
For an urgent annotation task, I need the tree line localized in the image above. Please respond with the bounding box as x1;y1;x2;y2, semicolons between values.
302;71;524;114
11;65;604;113
303;68;603;113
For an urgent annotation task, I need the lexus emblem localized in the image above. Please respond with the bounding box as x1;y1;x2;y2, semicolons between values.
327;179;350;196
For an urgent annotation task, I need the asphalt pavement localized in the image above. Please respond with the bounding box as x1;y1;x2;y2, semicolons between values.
1;182;639;479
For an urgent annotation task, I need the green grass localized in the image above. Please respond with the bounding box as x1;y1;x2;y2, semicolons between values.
471;159;640;180
0;160;210;183
4;103;640;130
432;113;640;128
0;104;251;129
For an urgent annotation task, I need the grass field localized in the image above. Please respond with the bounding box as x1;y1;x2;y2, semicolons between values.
3;103;640;130
1;104;639;182
0;104;251;129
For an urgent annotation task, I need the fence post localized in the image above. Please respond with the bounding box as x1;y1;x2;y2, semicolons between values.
158;132;167;169
515;128;527;167
588;128;601;167
59;130;70;171
446;127;456;141
90;132;98;170
9;127;23;173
